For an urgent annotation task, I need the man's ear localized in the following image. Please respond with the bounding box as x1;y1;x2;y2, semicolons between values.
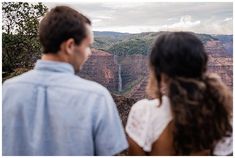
61;38;75;55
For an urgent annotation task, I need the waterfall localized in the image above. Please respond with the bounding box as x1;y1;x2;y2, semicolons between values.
114;55;123;92
118;64;122;92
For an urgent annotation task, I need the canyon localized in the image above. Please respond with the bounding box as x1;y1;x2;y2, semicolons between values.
78;33;233;101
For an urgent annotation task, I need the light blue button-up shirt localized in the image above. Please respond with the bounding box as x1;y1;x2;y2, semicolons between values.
3;60;128;156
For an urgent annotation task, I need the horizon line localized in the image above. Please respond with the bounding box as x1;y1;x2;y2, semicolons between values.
93;30;233;36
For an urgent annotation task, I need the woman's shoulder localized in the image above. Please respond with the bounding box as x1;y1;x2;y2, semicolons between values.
130;98;156;112
126;96;173;152
130;96;172;117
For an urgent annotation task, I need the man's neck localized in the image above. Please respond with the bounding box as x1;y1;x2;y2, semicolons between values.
41;53;67;63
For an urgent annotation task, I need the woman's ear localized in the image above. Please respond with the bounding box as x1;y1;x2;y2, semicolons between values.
161;74;170;83
146;70;159;99
160;74;170;95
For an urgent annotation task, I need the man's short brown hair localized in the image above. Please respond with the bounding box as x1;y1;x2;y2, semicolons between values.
39;6;91;54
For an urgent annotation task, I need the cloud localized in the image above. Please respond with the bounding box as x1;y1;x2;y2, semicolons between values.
96;16;112;19
94;16;201;33
44;2;233;34
224;17;232;21
162;16;201;30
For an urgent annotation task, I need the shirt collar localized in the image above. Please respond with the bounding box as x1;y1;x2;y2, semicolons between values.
34;60;75;74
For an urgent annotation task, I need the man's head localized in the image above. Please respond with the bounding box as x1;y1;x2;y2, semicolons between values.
39;6;93;72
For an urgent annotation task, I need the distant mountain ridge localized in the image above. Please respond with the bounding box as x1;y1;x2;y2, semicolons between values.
94;31;130;37
93;31;233;56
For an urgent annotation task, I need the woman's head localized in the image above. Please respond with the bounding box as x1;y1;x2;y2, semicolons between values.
150;31;208;82
147;31;232;155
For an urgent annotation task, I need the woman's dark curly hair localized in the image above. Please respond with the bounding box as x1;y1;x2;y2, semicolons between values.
150;32;232;155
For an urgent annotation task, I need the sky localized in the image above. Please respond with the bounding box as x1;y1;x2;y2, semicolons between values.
44;2;233;35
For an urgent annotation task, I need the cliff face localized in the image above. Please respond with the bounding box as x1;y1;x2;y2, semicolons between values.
118;40;233;100
120;55;148;90
206;41;233;89
78;49;119;91
207;56;233;88
78;39;232;101
205;40;232;57
112;94;136;127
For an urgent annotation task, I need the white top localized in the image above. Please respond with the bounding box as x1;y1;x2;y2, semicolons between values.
126;96;233;155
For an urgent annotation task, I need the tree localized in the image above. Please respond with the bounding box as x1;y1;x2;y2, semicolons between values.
2;2;48;72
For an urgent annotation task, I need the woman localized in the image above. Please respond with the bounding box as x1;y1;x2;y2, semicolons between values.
126;32;233;155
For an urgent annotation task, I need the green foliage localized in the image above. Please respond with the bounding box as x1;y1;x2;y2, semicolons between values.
2;2;48;72
93;37;118;51
2;33;41;72
92;32;130;51
2;2;47;35
93;31;219;56
108;38;150;56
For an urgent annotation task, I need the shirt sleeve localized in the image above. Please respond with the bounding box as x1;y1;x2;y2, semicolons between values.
125;99;151;151
93;91;128;156
213;134;233;155
213;119;233;155
125;97;173;152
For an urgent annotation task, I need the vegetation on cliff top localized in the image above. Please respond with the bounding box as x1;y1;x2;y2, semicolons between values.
93;31;231;56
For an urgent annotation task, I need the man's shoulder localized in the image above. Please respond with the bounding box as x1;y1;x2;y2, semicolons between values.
3;71;111;99
3;70;34;86
69;76;110;97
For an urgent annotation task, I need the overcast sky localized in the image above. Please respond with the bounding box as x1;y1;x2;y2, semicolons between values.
44;2;233;35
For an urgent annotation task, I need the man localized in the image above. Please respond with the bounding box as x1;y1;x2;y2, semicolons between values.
3;6;128;156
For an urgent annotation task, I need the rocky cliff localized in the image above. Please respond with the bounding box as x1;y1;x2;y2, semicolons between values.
78;33;232;102
78;49;119;91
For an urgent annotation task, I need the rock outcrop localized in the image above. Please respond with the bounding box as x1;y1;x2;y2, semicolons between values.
78;49;119;91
